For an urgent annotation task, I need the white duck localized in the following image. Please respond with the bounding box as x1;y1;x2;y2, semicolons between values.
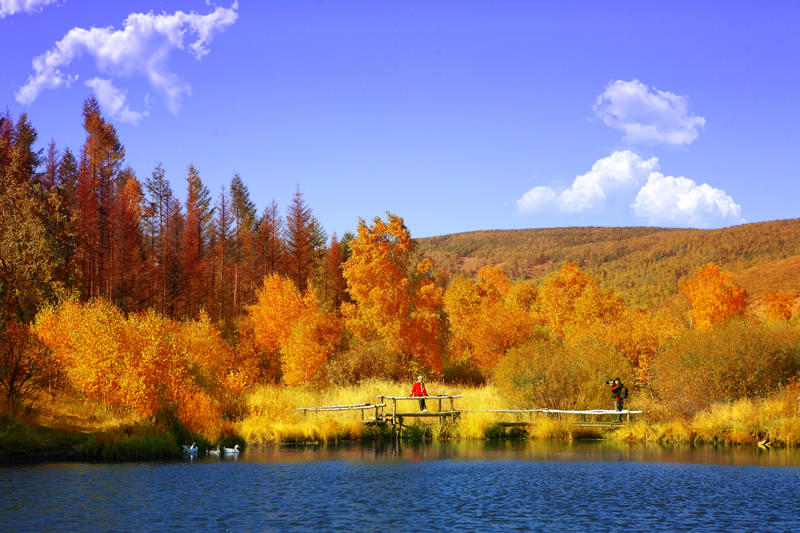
223;444;240;455
182;442;198;456
207;445;221;456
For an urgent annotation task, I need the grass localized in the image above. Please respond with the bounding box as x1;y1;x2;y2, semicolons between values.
5;381;799;461
238;380;800;447
612;396;800;447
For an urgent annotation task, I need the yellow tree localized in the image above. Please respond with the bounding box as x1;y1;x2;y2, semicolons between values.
33;300;226;438
444;267;536;371
538;262;625;338
248;273;342;384
681;263;746;331
341;214;443;374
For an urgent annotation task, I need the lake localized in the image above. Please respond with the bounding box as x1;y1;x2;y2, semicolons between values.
1;441;799;532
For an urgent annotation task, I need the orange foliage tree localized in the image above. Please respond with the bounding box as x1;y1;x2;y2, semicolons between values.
33;300;226;438
681;263;746;331
247;273;342;384
341;214;443;375
764;291;796;321
444;266;537;372
538;262;625;338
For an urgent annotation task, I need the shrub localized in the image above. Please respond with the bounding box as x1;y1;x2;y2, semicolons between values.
650;319;800;417
493;337;634;410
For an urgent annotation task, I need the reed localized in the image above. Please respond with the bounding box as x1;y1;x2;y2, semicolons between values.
237;380;800;447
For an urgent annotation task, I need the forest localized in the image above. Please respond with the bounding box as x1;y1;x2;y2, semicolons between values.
2;99;800;454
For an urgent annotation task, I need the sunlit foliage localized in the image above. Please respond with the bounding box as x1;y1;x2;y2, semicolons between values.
681;263;746;331
341;214;443;375
248;274;342;385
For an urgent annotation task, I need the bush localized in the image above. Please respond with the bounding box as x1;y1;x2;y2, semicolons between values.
493;337;634;410
321;339;405;385
650;319;800;417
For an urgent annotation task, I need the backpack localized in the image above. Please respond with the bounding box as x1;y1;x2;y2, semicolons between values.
620;386;628;400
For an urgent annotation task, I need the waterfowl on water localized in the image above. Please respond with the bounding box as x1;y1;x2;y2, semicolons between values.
182;442;198;456
223;444;240;455
207;446;221;456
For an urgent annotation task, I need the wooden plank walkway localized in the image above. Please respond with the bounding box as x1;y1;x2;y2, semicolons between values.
297;395;645;434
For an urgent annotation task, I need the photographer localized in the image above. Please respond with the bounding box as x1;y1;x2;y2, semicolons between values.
607;377;627;422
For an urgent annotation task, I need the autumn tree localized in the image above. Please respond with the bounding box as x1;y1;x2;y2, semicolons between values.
76;97;125;300
256;199;284;279
341;214;444;375
182;164;213;317
538;261;625;339
145;163;183;315
537;262;676;385
0;113;69;322
284;188;313;290
323;233;347;310
0;319;59;413
444;266;537;372
248;273;342;384
34;300;230;438
209;186;233;325
681;263;747;331
229;173;257;313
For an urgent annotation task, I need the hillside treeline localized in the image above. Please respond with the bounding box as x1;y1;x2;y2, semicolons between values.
419;221;800;307
2;103;799;441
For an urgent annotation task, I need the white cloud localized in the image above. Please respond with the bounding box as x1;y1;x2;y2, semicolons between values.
557;150;658;212
15;2;238;118
517;150;743;227
0;0;57;18
517;151;657;214
516;186;556;214
594;79;706;147
84;78;148;125
632;173;743;227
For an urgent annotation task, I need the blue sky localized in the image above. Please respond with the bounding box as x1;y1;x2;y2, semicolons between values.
2;1;799;238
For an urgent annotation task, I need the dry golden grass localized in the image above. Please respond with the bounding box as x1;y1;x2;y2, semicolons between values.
238;380;800;447
32;393;141;433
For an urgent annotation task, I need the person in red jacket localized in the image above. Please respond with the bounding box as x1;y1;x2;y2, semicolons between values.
410;375;428;412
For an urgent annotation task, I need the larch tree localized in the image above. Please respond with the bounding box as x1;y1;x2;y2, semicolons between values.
113;168;147;312
144;163;179;315
443;266;537;372
256;199;284;279
182;164;213;318
210;186;234;325
284;188;313;290
77;97;125;301
230;173;257;313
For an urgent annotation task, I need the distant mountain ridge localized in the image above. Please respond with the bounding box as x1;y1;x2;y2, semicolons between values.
417;218;800;309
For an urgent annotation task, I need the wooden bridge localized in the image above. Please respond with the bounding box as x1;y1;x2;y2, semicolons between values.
298;394;644;435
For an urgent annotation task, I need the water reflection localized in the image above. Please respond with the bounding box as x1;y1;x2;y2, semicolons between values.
231;439;800;467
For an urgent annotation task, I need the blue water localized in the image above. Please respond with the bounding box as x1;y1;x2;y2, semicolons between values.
2;441;799;532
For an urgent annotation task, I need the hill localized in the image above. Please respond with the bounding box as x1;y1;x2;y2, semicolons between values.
417;218;800;309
